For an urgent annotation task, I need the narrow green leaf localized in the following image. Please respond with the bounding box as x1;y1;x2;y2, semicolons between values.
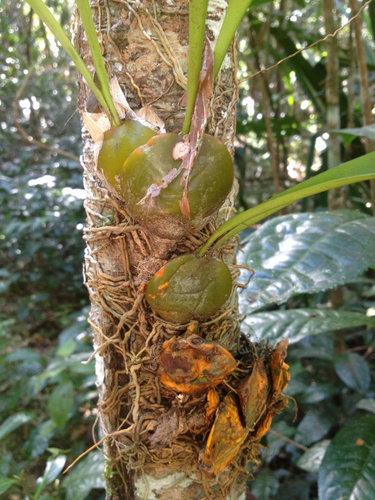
181;0;209;135
0;411;36;440
242;309;375;343
297;440;330;473
24;0;114;123
49;382;74;428
75;0;120;126
0;476;19;495
237;211;375;312
213;0;253;79
331;124;375;147
198;152;375;254
34;455;66;499
334;353;371;393
319;415;375;500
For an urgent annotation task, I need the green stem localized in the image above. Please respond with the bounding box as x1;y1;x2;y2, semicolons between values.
181;0;209;136
198;151;375;255
25;0;117;125
76;0;120;126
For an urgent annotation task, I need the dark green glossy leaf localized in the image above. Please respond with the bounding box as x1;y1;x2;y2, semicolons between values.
250;469;279;499
49;382;74;428
296;411;336;446
238;211;375;313
301;384;339;404
24;420;57;460
63;451;105;500
242;308;375;343
297;440;330;473
334;353;371;393
319;416;375;500
0;411;36;440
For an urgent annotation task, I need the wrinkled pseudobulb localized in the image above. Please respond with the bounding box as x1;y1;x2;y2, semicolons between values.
157;335;236;394
146;254;233;323
199;394;248;478
120;133;233;239
98;120;156;192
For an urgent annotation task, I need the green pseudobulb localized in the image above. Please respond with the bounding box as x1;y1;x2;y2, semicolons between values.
120;133;234;239
146;254;233;323
97;120;156;192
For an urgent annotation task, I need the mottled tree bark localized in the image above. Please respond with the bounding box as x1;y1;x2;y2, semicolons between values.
72;1;246;499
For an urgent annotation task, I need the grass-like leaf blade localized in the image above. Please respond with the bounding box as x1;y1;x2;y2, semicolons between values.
76;0;120;126
181;0;209;135
198;152;375;254
214;0;253;79
25;0;114;122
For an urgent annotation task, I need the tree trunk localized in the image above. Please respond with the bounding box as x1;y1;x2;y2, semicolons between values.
322;0;341;210
71;1;249;499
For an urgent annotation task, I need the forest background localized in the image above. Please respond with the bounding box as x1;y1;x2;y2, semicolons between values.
1;0;375;499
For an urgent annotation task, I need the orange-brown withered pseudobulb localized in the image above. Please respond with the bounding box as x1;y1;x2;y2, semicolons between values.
157;335;236;394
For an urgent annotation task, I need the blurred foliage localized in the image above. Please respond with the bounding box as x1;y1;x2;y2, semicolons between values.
0;0;102;498
0;0;375;499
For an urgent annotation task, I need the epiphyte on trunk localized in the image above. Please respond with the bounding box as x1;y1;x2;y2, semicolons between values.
120;133;234;239
157;334;236;394
146;254;233;323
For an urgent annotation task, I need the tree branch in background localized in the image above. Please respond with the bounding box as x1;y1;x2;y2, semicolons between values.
13;69;80;164
323;0;341;210
249;18;282;199
268;429;308;452
259;73;281;195
237;0;373;86
349;0;375;215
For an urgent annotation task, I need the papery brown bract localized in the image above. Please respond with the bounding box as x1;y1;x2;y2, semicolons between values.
206;388;220;420
238;356;269;431
199;394;248;478
157;335;236;394
270;339;290;404
251;397;287;440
